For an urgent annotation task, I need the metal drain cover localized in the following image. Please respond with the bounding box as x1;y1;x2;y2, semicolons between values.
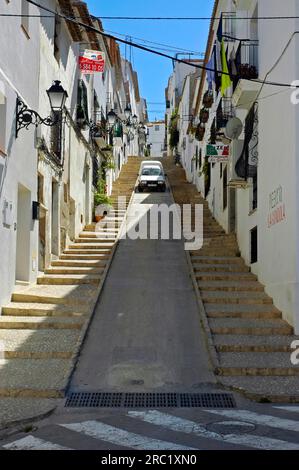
65;392;236;408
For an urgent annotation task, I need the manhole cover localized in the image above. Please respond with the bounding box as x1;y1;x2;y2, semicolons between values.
206;420;256;435
65;392;236;408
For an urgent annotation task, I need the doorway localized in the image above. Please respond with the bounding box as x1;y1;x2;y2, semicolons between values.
15;184;31;282
51;180;59;256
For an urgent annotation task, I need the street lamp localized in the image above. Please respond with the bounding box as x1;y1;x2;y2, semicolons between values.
107;109;117;127
16;80;68;138
124;104;132;121
46;80;68;111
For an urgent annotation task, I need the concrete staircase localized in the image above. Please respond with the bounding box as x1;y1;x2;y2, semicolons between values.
164;156;299;402
0;157;141;398
189;197;299;402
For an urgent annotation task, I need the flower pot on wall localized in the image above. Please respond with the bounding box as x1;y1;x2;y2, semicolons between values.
203;91;214;108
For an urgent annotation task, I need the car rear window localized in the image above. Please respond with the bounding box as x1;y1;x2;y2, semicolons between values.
142;167;162;176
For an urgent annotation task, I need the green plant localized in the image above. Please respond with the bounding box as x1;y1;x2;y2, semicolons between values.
168;108;180;150
94;192;112;206
94;177;112;208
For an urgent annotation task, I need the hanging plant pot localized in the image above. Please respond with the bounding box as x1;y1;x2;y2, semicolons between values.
203;90;214;108
200;108;209;123
195;124;205;141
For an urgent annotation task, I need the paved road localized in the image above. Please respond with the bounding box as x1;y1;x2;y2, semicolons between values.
70;189;215;393
1;188;299;451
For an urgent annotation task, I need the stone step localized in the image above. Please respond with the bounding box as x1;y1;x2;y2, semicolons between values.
0;316;84;329
198;281;263;292
193;264;250;273
37;274;101;285
75;238;116;244
2;302;88;317
209;317;293;335
68;243;115;249
219;376;299;401
0;358;71;398
60;253;110;260
45;267;104;275
214;334;298;352
192;250;240;256
80;232;118;238
51;260;107;267
0;330;80;359
208;310;281;320
12;285;97;305
190;256;244;264
64;249;112;255
196;272;256;281
218;352;299;376
201;291;272;304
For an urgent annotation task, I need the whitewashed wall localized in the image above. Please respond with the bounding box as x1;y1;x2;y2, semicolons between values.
0;1;40;307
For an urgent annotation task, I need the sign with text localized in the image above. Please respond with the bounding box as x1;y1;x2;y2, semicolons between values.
268;185;286;228
206;143;230;163
79;50;105;74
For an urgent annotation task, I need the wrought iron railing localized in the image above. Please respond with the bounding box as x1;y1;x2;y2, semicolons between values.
216;98;235;130
232;41;259;91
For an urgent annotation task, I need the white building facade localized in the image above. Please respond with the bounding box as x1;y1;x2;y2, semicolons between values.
178;0;299;333
147;121;166;158
0;0;40;305
0;0;146;309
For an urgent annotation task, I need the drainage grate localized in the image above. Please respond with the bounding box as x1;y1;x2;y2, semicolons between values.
65;392;236;408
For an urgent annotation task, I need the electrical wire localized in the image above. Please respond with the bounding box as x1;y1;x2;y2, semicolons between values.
3;13;299;21
104;28;205;55
93;16;299;21
25;0;299;89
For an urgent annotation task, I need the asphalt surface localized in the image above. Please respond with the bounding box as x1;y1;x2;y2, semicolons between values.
1;187;299;451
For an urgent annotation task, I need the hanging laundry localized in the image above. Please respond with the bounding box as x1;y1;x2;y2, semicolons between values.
229;46;237;79
206;52;216;90
220;39;232;96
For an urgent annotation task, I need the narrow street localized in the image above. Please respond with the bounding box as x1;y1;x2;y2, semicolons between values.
1;0;299;458
1;159;299;451
69;184;214;393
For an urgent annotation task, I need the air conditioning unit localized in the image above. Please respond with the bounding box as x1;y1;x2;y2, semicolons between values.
228;139;248;188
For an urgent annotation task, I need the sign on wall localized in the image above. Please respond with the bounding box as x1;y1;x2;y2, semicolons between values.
79;50;105;74
268;185;286;228
206;143;230;163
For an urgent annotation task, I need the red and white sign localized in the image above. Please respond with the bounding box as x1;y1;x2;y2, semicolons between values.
79;50;105;74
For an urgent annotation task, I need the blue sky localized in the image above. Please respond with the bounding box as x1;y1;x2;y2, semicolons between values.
87;1;214;121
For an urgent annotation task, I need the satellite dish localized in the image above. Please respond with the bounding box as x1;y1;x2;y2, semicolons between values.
225;117;243;140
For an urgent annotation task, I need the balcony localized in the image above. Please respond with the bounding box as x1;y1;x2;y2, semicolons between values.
232;41;260;109
92;111;107;148
216;98;235;132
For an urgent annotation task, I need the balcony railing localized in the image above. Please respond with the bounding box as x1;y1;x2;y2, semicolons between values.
233;41;259;92
216;98;235;131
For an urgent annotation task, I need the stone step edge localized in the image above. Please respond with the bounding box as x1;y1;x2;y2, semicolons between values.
216;367;299;376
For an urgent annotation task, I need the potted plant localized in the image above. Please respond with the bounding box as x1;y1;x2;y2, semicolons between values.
200;108;209;123
203;90;214;108
94;178;112;222
195;124;205;141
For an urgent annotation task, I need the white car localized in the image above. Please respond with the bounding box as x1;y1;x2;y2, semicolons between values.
137;162;166;192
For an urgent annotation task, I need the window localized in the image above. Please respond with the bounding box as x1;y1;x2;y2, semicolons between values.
21;0;29;36
252;172;258;210
50;111;63;161
37;173;44;204
54;16;61;62
250;226;258;264
0;97;6;155
76;79;89;128
223;165;227;210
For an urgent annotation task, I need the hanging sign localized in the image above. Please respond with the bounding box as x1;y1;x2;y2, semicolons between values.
206;143;230;163
79;50;105;74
